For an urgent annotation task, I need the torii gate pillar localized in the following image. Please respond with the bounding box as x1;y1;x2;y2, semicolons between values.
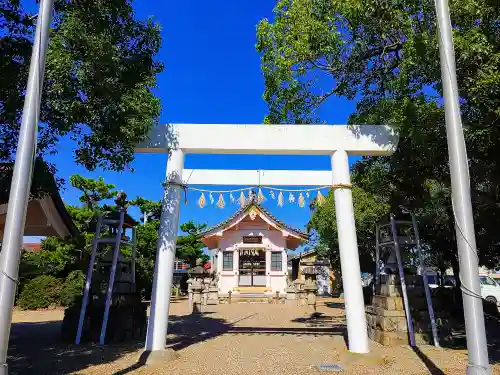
332;150;369;353
145;149;184;352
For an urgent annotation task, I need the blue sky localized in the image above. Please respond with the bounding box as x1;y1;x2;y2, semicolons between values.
32;1;359;242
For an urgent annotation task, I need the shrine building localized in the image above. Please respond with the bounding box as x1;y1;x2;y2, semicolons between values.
200;196;308;297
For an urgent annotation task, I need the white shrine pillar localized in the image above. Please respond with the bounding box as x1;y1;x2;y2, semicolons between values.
282;250;287;275
145;149;184;352
217;249;223;276
331;150;370;354
233;248;239;287
265;249;271;288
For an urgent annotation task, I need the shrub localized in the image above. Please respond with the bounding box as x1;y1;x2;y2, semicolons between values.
17;275;63;310
60;270;85;307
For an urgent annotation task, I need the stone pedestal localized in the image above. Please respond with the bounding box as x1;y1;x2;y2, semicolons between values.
191;283;203;314
285;287;297;306
286;287;296;299
187;279;193;306
207;287;219;305
366;274;450;346
202;278;211;306
296;290;307;306
304;284;318;307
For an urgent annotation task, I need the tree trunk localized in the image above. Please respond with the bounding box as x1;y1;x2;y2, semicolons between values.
439;267;446;286
450;255;461;289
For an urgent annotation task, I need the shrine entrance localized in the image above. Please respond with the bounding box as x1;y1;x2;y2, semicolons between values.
136;123;398;355
238;249;266;286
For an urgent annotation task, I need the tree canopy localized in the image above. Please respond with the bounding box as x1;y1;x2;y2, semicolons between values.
69;175;116;209
1;0;163;173
257;0;500;270
308;183;389;274
176;221;210;267
131;197;162;223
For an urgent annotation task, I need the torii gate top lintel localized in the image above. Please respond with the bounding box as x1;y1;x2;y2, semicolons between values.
135;124;398;156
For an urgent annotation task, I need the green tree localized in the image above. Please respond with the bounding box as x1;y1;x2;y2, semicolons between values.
70;175;116;209
351;157;460;282
176;221;210;267
19;204;94;285
134;219;160;299
132;219;210;298
19;174;113;286
257;0;500;269
17;173;211;304
308;185;390;274
1;0;163;173
131;197;162;223
17;275;63;310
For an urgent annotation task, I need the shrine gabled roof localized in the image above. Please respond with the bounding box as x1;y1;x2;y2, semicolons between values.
199;196;309;239
1;160;78;237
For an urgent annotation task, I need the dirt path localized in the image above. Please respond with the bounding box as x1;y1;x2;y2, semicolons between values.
7;299;500;375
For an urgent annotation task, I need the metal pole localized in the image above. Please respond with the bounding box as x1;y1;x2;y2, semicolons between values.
0;0;54;373
75;215;103;344
131;227;137;285
411;214;440;348
390;215;416;347
100;209;126;344
375;224;380;292
434;0;490;373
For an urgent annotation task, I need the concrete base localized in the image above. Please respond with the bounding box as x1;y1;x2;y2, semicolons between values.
139;348;179;367
366;276;451;346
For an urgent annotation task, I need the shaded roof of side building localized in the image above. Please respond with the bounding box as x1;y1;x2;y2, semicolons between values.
0;160;77;239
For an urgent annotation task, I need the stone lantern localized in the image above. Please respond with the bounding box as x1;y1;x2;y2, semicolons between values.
188;259;209;313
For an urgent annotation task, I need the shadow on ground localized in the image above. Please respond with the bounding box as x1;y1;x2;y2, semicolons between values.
440;314;500;365
324;301;346;309
9;304;500;375
323;298;500;373
114;310;347;374
165;310;347;352
8;309;347;375
8;320;142;375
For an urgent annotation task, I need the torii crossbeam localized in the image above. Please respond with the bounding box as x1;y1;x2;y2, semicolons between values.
135;124;398;357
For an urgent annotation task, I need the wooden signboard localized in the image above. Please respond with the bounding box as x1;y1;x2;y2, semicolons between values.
242;235;262;244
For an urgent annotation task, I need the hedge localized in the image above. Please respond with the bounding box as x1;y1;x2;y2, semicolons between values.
17;271;86;310
17;275;63;310
60;270;85;307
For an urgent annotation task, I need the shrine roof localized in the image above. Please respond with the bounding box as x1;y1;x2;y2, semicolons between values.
199;196;309;240
1;160;78;237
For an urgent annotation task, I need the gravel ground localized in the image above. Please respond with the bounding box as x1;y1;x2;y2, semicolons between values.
7;298;500;375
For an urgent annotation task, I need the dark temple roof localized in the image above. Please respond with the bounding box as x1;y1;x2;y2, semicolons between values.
1;160;78;237
199;195;309;239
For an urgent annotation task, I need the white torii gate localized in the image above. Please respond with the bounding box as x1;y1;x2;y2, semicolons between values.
135;124;398;357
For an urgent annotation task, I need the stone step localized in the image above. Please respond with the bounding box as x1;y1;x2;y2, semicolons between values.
227;293;276;304
233;299;269;303
233;287;271;293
